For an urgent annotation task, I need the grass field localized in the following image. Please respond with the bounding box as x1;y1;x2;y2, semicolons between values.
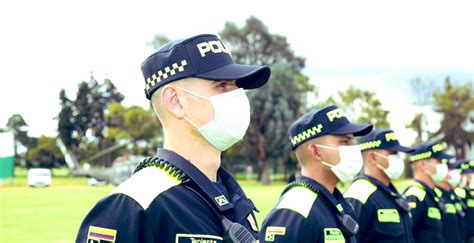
0;168;412;243
0;169;286;243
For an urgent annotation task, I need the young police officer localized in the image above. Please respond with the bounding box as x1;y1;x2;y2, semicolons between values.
403;142;448;243
456;160;474;242
433;157;465;242
75;34;271;243
344;129;414;242
260;105;373;242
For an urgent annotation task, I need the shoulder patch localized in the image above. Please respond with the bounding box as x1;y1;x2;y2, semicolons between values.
276;186;318;218
404;186;426;202
455;187;466;199
112;166;182;210
343;179;377;204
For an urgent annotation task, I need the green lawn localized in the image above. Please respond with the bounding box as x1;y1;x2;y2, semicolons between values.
0;172;285;243
0;169;411;243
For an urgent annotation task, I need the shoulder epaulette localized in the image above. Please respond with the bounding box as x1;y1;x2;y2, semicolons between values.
343;178;377;204
112;157;187;210
276;181;318;218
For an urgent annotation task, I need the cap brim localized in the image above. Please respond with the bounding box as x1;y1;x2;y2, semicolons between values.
433;152;454;160
331;123;373;137
194;64;271;89
385;144;415;153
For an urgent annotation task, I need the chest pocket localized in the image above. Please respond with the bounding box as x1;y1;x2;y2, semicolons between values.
374;209;404;237
424;207;443;230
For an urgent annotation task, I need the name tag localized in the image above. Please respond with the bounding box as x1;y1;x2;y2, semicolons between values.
324;228;345;243
175;234;223;243
377;209;400;223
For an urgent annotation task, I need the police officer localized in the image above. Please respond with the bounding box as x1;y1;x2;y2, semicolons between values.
403;142;448;242
456;160;474;242
433;157;465;242
433;157;465;243
75;34;271;243
260;105;373;242
344;129;414;242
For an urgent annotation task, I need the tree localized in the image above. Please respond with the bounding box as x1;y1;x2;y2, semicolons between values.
58;89;77;149
105;103;162;155
336;86;390;129
219;16;313;184
405;78;435;144
406;113;425;145
431;78;474;159
57;74;124;166
147;34;170;50
220;16;305;72
6;114;34;164
26;136;64;168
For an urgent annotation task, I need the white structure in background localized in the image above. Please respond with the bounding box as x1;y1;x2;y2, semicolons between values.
0;132;15;186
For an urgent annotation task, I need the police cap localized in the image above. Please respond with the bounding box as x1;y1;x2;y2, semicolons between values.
141;34;271;99
409;141;452;163
289;105;373;150
358;128;414;153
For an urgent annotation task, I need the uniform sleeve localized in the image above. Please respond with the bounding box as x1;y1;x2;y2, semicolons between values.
345;197;373;242
405;193;426;226
75;193;154;243
259;208;316;242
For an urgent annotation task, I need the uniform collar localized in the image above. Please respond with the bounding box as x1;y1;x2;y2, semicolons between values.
361;174;400;196
296;175;347;212
415;179;441;201
155;148;237;212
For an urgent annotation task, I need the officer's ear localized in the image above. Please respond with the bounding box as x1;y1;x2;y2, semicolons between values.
161;85;186;119
418;159;427;170
308;143;323;161
366;150;376;161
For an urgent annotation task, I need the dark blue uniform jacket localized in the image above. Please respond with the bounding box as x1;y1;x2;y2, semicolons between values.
75;148;259;243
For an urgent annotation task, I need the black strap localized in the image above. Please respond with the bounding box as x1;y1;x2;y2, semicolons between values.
184;184;256;243
155;149;235;211
366;178;411;213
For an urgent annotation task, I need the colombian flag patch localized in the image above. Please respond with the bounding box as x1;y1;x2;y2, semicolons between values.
87;226;117;242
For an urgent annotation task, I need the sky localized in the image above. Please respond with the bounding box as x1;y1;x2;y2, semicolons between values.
0;0;473;146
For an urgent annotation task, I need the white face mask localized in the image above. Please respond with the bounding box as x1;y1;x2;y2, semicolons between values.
178;87;250;151
447;170;461;187
460;175;468;188
317;144;363;183
430;163;448;183
469;175;474;189
374;152;405;180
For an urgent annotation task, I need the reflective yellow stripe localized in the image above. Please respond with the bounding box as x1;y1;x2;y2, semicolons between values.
404;186;426;202
445;203;456;214
455;188;466;199
276;186;317;218
265;226;286;242
428;207;441;220
433;187;443;198
377;209;400;223
344;179;377;204
467;199;474;207
324;228;345;243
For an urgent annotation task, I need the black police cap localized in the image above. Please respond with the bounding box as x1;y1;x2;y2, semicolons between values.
358;129;414;153
446;159;462;171
409;141;452;163
460;159;474;174
288;105;373;150
141;34;271;100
